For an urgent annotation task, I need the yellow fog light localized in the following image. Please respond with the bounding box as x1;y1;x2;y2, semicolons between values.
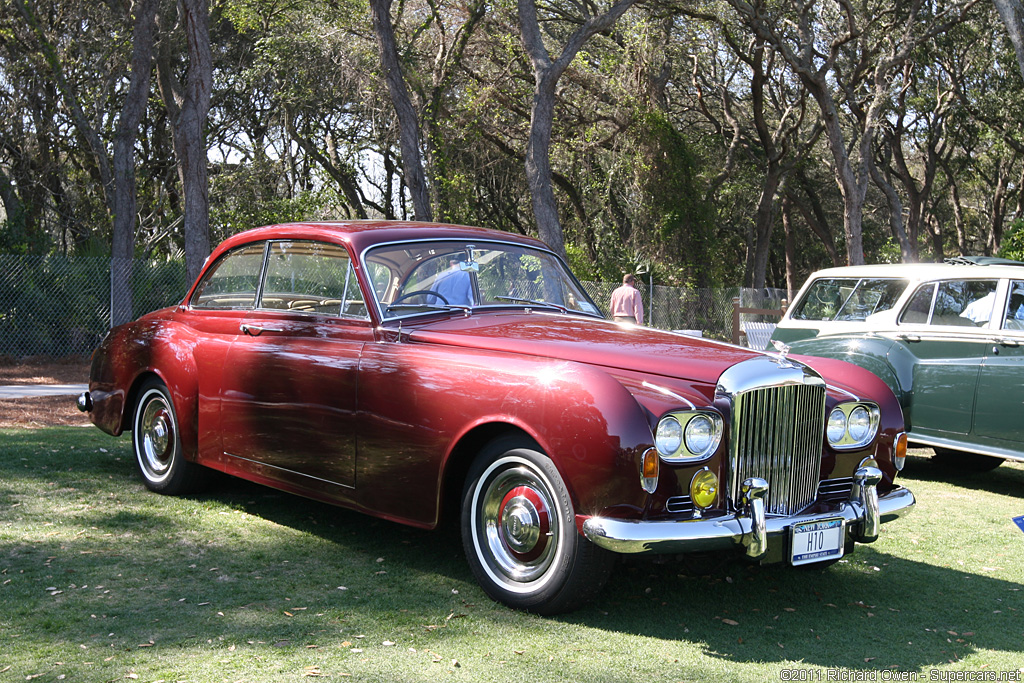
690;468;718;509
641;448;659;494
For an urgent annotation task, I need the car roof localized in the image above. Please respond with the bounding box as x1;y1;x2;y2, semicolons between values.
213;221;550;259
803;260;1024;282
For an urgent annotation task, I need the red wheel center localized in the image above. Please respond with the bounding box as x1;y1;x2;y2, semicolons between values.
498;485;551;562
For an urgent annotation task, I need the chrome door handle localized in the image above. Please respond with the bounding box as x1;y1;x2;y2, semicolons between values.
240;323;284;336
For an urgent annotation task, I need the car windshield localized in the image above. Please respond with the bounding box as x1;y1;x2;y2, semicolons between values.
364;240;603;320
792;277;907;321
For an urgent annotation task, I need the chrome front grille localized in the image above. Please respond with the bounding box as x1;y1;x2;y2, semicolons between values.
726;379;826;516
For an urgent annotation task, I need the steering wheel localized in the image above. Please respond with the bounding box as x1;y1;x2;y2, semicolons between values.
391;290;450;305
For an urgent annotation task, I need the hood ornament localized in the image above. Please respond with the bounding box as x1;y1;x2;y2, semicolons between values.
770;339;795;368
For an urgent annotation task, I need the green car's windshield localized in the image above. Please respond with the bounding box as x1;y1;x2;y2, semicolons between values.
792;277;907;321
364;240;603;320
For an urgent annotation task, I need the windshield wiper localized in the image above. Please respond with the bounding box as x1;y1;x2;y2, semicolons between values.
495;296;568;313
386;303;472;314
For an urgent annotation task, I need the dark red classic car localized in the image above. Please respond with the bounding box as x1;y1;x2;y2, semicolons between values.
80;221;915;613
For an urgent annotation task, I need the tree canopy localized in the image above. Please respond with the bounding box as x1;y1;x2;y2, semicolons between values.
2;0;1024;293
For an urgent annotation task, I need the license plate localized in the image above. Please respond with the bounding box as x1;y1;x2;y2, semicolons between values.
790;518;845;566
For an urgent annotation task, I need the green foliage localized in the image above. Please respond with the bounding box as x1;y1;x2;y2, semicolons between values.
998;219;1024;261
209;159;332;242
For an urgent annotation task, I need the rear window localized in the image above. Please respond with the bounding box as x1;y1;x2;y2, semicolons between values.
792;277;906;321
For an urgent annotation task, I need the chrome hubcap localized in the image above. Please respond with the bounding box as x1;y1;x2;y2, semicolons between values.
479;462;558;585
140;398;174;478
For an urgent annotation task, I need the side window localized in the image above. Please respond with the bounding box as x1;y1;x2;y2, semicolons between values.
936;280;997;326
899;283;935;325
259;241;367;318
792;279;859;321
190;242;266;309
1003;281;1024;330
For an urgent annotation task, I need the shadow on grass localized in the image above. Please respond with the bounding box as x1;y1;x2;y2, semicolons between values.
3;428;1022;675
900;451;1024;499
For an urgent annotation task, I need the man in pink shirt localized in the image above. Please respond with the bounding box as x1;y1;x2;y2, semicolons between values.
609;273;644;324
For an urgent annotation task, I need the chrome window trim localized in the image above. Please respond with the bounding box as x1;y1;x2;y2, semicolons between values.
358;237;604;323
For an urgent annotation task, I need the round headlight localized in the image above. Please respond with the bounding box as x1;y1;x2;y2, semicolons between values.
827;408;847;444
684;414;716;455
690;468;718;509
848;406;872;442
655;416;682;456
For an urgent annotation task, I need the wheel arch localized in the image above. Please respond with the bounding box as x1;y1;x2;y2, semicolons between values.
122;366;200;462
439;423;541;528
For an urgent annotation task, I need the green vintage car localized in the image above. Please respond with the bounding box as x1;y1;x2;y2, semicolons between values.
773;257;1024;471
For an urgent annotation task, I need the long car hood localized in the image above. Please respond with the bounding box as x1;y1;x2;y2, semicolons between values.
406;312;758;386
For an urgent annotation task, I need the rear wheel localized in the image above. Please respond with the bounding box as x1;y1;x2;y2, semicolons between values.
132;378;208;494
461;437;614;614
932;447;1004;472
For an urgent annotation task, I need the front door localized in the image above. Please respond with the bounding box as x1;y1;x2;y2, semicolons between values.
897;279;998;436
219;240;371;490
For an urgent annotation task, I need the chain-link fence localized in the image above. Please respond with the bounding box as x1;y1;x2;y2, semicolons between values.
0;255;188;358
0;254;788;358
581;281;788;345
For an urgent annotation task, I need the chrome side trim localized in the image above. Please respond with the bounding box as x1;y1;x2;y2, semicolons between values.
581;486;915;555
641;381;696;410
907;433;1024;463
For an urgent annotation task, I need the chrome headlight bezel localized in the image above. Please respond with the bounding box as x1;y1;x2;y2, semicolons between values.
655;411;724;461
826;402;880;450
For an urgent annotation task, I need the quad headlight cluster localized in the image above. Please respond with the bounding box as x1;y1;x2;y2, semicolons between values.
654;411;724;461
826;402;880;450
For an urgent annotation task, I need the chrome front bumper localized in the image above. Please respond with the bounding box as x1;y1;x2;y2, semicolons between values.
582;466;915;558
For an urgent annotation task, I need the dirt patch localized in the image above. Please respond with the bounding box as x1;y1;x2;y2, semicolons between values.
0;395;92;429
0;356;90;385
0;357;92;429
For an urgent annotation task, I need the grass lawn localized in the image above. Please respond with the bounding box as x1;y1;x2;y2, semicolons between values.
1;426;1022;682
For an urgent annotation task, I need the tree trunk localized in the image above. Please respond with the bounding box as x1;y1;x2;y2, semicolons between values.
157;0;213;283
517;0;637;259
869;159;915;263
782;195;798;300
111;0;159;327
750;164;782;288
524;70;564;256
179;0;213;283
994;0;1024;82
370;0;433;222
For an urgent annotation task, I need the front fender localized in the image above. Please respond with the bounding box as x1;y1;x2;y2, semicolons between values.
355;343;655;526
788;335;905;406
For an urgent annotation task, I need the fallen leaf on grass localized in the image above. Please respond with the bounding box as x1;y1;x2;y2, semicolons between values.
721;619;739;626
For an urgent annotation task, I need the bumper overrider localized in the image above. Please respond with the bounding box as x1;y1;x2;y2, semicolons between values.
582;466;915;558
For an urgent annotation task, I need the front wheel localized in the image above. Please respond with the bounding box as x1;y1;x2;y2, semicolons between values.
461;438;614;614
132;378;208;495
